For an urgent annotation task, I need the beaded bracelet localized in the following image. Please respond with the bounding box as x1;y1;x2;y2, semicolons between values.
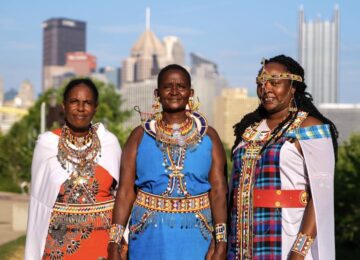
291;232;314;256
214;223;227;243
108;224;125;248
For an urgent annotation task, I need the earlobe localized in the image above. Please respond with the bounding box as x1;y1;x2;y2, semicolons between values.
291;87;296;95
154;89;158;97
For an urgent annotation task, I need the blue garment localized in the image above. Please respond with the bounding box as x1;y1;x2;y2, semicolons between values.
129;132;213;260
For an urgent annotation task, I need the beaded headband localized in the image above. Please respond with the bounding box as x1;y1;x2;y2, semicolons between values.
257;58;303;84
256;73;303;84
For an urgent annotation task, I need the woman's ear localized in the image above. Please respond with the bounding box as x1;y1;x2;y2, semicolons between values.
291;87;296;95
154;89;158;97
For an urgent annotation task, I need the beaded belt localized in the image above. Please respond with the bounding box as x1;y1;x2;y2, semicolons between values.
253;189;308;208
135;190;210;213
53;199;115;214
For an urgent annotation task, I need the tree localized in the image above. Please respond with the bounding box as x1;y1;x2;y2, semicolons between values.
334;133;360;257
0;80;131;192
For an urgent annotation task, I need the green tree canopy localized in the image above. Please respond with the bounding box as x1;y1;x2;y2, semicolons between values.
335;133;360;257
0;79;131;192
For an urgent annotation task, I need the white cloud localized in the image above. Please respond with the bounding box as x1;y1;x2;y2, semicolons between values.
273;22;296;39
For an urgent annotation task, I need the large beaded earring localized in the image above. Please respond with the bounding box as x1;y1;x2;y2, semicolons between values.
152;96;162;120
188;96;200;112
289;96;298;113
152;96;160;112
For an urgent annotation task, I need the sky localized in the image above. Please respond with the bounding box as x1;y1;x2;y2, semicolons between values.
1;0;359;103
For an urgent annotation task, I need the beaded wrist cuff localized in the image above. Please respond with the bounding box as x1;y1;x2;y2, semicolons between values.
214;223;227;243
109;224;125;248
291;232;314;256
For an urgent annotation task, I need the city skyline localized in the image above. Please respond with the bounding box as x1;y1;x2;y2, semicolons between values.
1;0;359;103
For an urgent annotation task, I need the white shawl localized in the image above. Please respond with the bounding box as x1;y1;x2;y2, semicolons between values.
298;136;335;260
24;123;121;260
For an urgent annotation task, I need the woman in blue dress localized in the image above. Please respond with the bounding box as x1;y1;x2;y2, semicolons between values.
108;64;228;260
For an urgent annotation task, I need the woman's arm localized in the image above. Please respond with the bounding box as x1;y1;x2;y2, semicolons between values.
108;126;144;259
290;116;325;260
206;126;228;260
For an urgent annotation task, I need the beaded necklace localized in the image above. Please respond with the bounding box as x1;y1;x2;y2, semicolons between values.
155;116;200;147
155;116;202;197
57;123;101;203
58;124;101;172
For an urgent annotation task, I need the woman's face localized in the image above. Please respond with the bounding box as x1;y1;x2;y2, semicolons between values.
156;69;193;113
62;83;97;134
256;62;295;114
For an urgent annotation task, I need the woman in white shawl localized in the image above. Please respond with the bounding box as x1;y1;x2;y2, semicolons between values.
228;55;338;260
25;78;121;260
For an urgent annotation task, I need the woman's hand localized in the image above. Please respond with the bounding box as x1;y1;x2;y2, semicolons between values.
205;239;215;260
107;243;121;260
205;239;227;260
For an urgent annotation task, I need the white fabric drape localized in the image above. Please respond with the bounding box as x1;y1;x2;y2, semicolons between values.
24;123;121;260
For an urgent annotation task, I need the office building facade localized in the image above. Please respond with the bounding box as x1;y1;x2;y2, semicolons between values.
298;6;340;104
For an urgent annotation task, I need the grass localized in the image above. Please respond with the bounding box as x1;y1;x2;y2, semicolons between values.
0;235;25;260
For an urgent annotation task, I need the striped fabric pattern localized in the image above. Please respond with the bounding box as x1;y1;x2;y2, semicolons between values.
285;124;331;140
252;138;285;259
228;139;285;259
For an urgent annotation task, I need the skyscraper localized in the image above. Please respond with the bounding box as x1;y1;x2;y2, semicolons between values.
298;6;340;104
190;53;228;125
42;18;86;91
121;8;185;86
119;8;187;129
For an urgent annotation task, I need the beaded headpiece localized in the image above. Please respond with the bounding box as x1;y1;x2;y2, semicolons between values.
256;58;303;84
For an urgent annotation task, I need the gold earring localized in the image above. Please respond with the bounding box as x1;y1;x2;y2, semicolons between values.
289;96;298;113
188;96;200;112
152;96;160;113
152;96;162;120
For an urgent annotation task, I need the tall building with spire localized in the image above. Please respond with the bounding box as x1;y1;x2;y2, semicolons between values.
120;8;186;129
298;6;340;104
121;8;185;86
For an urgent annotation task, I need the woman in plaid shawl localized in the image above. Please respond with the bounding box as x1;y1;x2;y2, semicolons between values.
228;55;338;260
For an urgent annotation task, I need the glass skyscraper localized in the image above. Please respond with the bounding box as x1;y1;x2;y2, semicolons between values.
298;6;339;104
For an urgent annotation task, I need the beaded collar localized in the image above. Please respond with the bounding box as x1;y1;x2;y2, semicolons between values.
143;111;208;146
242;111;308;143
57;123;101;173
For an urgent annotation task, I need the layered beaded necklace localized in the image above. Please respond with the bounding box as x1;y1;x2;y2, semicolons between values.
155;117;200;147
155;116;202;197
57;123;101;203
